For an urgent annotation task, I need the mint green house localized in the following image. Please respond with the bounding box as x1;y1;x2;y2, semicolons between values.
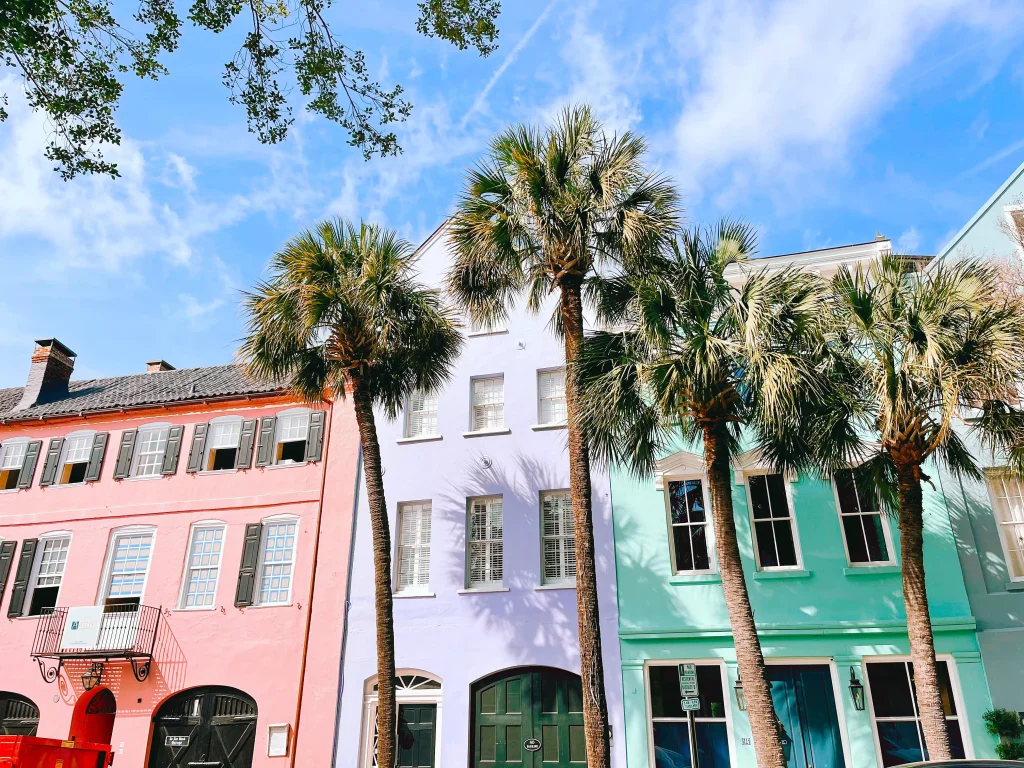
611;241;997;768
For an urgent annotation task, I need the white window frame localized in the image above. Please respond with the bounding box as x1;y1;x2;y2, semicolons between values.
744;472;803;571
1004;204;1024;257
536;368;567;427
274;407;311;465
58;430;96;485
662;473;717;575
540;490;576;587
23;531;72;616
177;521;227;610
467;313;507;337
395;502;432;595
203;416;243;472
360;669;443;768
0;437;31;491
130;422;172;479
985;471;1024;582
404;390;440;439
863;654;974;767
97;526;157;605
832;467;896;568
468;376;505;433
466;495;504;589
643;659;736;768
254;514;299;606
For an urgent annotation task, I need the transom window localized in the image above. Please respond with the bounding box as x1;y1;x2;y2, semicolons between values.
667;478;712;573
471;377;504;431
987;473;1024;581
59;432;95;485
835;466;893;565
537;369;567;425
258;519;297;605
748;473;800;570
396;503;432;593
647;663;731;768
0;440;29;489
206;418;242;471
405;390;439;438
26;535;71;616
103;530;154;605
180;525;225;608
468;496;503;587
275;410;310;464
866;660;966;766
132;424;170;478
541;491;576;585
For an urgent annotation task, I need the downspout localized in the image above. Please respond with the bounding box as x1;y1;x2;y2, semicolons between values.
289;398;334;768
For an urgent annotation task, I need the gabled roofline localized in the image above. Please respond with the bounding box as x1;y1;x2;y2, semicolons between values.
936;158;1024;262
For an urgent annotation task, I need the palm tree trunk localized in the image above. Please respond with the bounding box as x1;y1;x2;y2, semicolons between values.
352;379;398;768
560;281;612;768
703;422;786;768
894;459;951;761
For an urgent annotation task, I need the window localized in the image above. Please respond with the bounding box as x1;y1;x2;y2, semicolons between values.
180;524;225;608
102;530;154;606
471;377;504;431
405;391;439;438
0;440;29;489
131;424;171;478
362;672;442;768
24;535;71;616
1007;205;1024;242
275;410;310;464
541;491;576;585
987;473;1024;581
537;369;567;425
396;503;432;593
668;479;713;573
647;663;731;768
866;660;966;766
205;418;242;471
748;473;800;569
835;466;893;566
468;496;503;587
59;432;95;485
257;518;297;605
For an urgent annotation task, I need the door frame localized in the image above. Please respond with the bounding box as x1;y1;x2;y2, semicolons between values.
360;669;443;768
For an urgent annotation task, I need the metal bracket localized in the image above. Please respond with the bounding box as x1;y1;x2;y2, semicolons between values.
130;656;152;683
36;656;62;684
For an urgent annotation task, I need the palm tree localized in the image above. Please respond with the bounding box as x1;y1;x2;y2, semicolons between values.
447;104;679;767
240;218;462;768
820;253;1024;760
576;221;835;768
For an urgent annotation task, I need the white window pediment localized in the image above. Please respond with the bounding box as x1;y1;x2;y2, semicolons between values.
654;449;706;490
731;448;797;485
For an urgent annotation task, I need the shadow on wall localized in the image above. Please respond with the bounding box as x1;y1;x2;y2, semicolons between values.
941;473;1014;595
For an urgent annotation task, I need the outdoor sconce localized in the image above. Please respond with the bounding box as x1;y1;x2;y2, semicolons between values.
734;673;747;711
848;667;866;711
82;662;104;691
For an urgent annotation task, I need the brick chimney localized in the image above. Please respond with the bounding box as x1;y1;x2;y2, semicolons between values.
146;359;176;373
17;338;77;411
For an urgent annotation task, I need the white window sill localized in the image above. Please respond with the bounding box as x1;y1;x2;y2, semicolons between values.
397;435;443;445
462;428;511;438
531;422;567;431
197;469;238;476
467;329;508;338
244;602;294;609
0;488;21;494
843;565;899;577
394;591;436;599
123;474;164;482
45;482;90;490
1005;581;1024;592
753;569;811;580
534;583;575;591
172;605;219;612
457;586;510;594
265;461;309;470
669;573;721;585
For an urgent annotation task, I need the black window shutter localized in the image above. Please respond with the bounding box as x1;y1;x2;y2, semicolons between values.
235;419;258;469
234;523;264;607
186;424;209;474
39;438;65;487
304;410;326;463
255;417;277;467
84;432;109;482
0;540;16;607
7;539;37;618
17;441;42;489
113;430;138;479
161;425;185;475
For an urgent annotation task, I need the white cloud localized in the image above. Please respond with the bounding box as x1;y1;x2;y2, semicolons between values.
177;293;226;329
897;227;922;253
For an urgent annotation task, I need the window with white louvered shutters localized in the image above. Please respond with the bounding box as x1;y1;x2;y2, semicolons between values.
541;491;576;585
471;377;504;431
405;390;439;438
396;503;432;593
537;369;567;425
468;496;503;587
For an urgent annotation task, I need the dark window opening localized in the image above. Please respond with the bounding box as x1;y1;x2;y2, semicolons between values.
104;596;141;609
27;586;59;616
60;462;88;485
1;469;20;490
208;447;237;471
277;440;306;464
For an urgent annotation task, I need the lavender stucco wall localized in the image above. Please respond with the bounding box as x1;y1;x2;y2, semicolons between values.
334;227;626;767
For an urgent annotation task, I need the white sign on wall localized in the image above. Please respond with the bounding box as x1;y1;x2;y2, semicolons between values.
60;606;104;650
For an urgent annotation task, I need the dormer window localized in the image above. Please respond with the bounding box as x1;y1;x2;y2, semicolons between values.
275;410;310;464
206;418;243;471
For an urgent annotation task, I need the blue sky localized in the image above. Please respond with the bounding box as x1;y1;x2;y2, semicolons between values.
1;0;1024;387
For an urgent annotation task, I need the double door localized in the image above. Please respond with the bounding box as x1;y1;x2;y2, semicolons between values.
148;686;257;768
768;665;846;768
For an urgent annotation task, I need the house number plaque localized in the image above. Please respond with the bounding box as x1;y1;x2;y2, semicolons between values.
524;739;542;752
165;735;190;747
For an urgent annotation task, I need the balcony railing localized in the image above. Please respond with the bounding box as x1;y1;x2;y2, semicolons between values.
30;603;161;683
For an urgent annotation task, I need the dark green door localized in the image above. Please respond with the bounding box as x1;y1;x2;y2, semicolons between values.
472;667;586;767
398;704;436;767
768;665;845;768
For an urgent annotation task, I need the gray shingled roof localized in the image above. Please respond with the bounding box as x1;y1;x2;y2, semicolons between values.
0;364;287;422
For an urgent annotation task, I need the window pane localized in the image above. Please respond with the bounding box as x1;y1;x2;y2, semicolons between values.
749;475;772;519
946;720;966;759
867;663;916;717
673;526;696;572
259;521;296;604
0;442;28;470
755;521;779;568
990;475;1024;579
766;474;789;517
649;665;685;719
877;721;924;767
538;370;567;424
183;526;223;607
107;533;153;598
653;722;691;768
835;469;859;515
843;515;870;563
472;378;504;430
277;412;309;442
862;514;890;562
208;421;242;449
772;520;798;567
134;427;170;477
36;537;70;586
695;722;731;768
65;435;93;463
397;503;431;591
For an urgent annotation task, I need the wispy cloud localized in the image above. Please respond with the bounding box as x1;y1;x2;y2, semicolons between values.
956;136;1024;178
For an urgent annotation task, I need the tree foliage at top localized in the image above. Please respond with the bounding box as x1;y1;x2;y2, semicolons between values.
0;0;500;179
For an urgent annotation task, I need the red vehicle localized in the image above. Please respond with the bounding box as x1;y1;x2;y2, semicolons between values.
0;735;112;768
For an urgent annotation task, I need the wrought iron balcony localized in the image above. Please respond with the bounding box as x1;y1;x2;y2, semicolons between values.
30;603;161;683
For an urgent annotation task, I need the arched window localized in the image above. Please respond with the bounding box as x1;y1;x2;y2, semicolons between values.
361;671;442;768
0;692;39;736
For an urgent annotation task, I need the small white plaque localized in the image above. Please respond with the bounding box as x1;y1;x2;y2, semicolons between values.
267;723;290;757
60;606;104;650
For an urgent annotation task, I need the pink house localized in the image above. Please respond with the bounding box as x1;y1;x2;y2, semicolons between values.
0;339;359;768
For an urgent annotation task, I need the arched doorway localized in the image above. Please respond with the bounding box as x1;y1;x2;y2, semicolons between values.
361;671;442;768
0;693;39;736
470;667;585;767
147;687;257;768
69;687;116;744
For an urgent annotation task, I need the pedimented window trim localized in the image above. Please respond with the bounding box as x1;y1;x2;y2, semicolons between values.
731;448;798;485
654;449;706;490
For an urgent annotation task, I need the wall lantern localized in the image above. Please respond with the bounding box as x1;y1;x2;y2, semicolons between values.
734;672;747;711
848;667;866;711
82;662;104;691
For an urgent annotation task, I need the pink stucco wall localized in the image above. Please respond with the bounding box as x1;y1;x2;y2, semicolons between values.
0;394;358;767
